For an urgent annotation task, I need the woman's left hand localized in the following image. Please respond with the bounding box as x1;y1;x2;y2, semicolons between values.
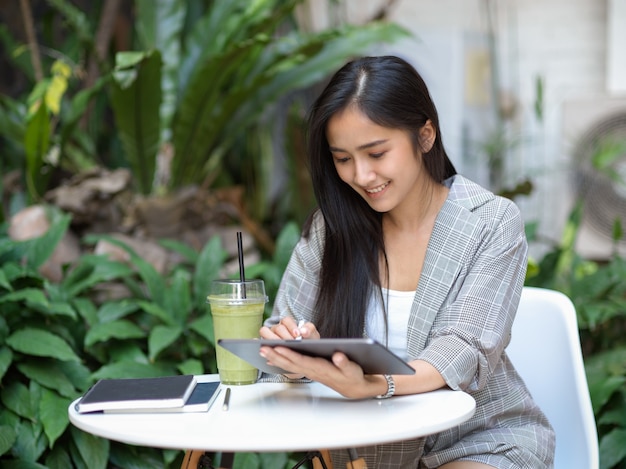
258;345;383;399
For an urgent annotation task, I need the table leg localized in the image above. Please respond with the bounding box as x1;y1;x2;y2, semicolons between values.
346;449;368;469
180;450;214;469
180;451;233;469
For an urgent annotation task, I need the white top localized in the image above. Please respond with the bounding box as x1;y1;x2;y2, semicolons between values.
366;288;414;361
68;374;475;452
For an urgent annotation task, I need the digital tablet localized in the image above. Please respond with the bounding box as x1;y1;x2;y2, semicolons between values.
218;338;415;375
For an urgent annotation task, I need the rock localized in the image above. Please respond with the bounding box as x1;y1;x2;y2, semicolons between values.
8;205;81;282
94;233;169;275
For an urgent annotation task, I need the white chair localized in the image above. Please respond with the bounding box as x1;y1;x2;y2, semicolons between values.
507;286;599;469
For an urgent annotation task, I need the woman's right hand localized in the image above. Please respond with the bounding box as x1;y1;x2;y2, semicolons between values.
259;317;320;379
259;316;320;341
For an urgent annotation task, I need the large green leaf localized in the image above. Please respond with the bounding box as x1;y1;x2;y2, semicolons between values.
84;320;145;347
61;254;134;297
91;361;176;380
96;300;141;323
158;238;199;263
0;288;49;308
189;314;214;346
171;34;270;187
39;388;70;448
193;236;228;310
88;235;167;305
163;268;192;325
1;382;37;420
585;347;626;413
177;358;204;376
43;446;72;469
0;424;17;457
136;300;176;325
0;268;11;291
12;418;47;464
24;102;51;199
70;426;109;469
72;297;98;327
599;428;626;469
17;360;77;399
56;360;93;395
148;324;183;361
0;347;13;381
6;328;80;362
110;50;162;194
136;0;186;140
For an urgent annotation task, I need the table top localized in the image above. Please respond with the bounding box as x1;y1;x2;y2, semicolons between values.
69;375;475;453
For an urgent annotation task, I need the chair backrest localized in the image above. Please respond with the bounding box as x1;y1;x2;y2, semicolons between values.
506;287;599;469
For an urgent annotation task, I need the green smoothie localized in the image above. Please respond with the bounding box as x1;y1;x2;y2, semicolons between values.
209;296;265;385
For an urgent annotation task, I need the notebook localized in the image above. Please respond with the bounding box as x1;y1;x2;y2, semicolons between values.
76;374;197;413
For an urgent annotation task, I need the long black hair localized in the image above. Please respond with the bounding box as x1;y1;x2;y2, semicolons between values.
306;55;457;338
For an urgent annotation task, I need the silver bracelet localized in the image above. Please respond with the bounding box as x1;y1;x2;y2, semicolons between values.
375;374;395;399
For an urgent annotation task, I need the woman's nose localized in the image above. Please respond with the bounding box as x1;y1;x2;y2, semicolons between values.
354;158;375;186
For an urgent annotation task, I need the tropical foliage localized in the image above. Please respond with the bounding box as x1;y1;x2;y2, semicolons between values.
0;209;301;468
0;0;409;226
525;203;626;469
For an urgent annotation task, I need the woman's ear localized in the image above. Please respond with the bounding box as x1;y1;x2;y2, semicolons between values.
419;120;436;153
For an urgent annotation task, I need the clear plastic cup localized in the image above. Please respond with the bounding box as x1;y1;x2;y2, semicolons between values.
207;279;268;385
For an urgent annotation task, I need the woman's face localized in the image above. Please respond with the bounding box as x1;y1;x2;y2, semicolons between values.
326;106;433;215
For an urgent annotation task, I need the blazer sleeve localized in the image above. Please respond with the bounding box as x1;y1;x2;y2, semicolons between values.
264;211;325;327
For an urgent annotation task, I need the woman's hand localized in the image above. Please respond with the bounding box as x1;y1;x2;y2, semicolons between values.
258;345;386;399
259;316;320;340
259;317;320;380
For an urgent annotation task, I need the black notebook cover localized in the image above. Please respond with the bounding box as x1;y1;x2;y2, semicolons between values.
77;375;196;413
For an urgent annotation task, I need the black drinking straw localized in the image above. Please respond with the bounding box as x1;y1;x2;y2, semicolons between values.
236;231;247;298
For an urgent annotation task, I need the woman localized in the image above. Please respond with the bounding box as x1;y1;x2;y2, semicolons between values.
259;56;555;468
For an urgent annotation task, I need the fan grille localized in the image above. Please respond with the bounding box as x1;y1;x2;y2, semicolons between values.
573;111;626;243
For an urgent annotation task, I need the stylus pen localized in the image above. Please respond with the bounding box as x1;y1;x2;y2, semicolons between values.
296;319;305;340
222;387;231;411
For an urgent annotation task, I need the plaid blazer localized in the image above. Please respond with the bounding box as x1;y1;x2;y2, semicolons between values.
267;175;555;468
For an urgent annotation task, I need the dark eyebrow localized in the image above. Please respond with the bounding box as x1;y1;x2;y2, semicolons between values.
328;139;388;153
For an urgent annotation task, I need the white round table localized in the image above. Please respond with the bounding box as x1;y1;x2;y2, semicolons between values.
69;375;475;452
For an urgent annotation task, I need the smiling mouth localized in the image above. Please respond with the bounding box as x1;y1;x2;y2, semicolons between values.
366;182;390;194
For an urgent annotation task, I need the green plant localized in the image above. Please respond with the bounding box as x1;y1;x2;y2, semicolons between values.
525;203;626;469
0;207;112;468
1;0;409;240
0;206;306;468
0;206;219;467
108;0;409;198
